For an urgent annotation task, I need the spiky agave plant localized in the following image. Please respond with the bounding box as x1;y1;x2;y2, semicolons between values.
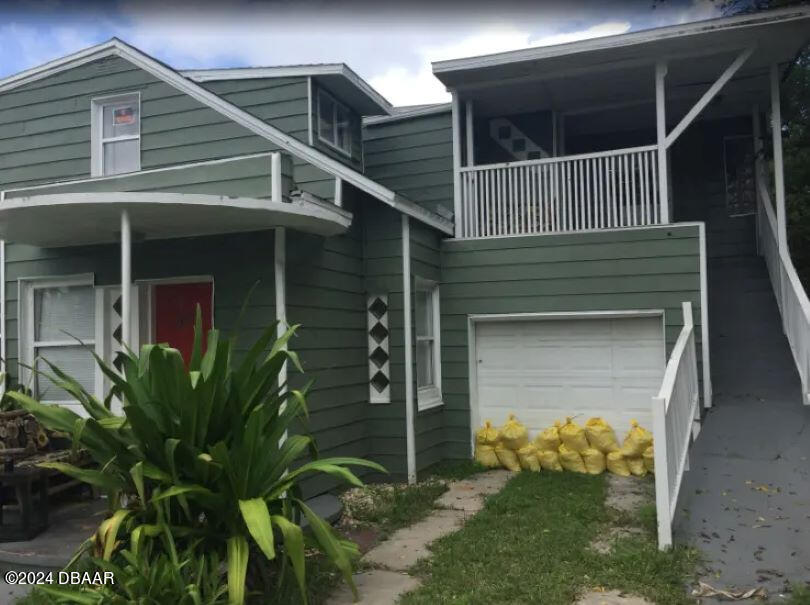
9;309;384;604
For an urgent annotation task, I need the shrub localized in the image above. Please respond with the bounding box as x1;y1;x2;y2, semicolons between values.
10;309;384;604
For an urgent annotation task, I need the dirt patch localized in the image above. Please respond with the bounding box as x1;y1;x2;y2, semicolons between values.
590;474;655;555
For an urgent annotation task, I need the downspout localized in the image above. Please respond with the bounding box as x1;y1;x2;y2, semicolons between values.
401;214;416;484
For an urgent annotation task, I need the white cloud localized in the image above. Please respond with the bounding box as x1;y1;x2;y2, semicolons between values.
370;21;631;106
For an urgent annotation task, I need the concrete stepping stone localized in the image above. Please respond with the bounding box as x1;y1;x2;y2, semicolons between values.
576;589;654;605
436;470;512;513
326;569;421;605
362;509;466;571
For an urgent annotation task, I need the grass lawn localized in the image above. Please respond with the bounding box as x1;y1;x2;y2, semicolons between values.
401;471;699;605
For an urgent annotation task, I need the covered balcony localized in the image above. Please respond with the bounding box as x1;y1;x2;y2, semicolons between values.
434;9;810;240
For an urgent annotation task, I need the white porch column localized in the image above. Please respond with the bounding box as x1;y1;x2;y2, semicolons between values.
655;61;670;224
770;64;788;254
274;226;287;388
120;210;131;348
451;91;462;237
465;100;474;166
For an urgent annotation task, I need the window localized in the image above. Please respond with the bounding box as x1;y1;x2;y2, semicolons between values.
20;277;97;404
415;278;442;410
317;88;352;156
91;93;140;176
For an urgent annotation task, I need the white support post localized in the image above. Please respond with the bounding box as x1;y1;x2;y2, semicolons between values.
551;111;558;157
652;394;672;550
120;210;131;349
275;226;287;388
451;91;462;237
465;99;475;166
770;64;788;254
665;47;754;149
402;214;416;484
752;104;763;255
655;61;670;224
334;177;343;208
271;152;283;204
558;113;566;156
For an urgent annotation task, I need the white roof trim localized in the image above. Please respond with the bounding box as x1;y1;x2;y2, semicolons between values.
182;64;393;114
364;104;452;126
433;7;810;73
0;39;452;235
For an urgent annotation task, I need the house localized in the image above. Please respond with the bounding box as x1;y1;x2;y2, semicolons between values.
0;8;808;549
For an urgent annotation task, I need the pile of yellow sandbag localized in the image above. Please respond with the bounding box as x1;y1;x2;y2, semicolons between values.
474;414;654;477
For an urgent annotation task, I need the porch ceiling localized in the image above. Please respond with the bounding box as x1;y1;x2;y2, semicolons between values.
440;9;809;124
0;191;352;247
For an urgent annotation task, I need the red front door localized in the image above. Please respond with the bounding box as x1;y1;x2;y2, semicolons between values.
154;282;213;364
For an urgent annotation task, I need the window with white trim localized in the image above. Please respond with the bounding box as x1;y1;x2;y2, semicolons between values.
415;278;442;410
20;277;97;404
317;88;352;156
91;93;141;176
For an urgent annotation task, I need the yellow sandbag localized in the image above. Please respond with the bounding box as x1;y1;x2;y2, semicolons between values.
495;443;521;472
558;443;587;474
475;420;500;446
626;456;647;477
517;445;541;472
474;444;500;468
620;419;653;458
559;417;589;452
533;420;562;451
500;414;529;450
643;445;655;473
581;447;606;475
584;417;620;453
537;448;563;472
606;452;631;477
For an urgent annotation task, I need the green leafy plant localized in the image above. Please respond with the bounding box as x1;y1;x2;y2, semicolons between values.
9;309;385;604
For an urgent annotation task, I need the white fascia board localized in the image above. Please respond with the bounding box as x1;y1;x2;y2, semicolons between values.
364;103;452;126
182;63;393;115
0;38;451;235
432;7;810;74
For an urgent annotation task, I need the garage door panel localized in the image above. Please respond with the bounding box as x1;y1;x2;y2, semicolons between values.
475;316;665;439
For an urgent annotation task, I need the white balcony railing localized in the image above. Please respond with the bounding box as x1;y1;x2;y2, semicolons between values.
756;163;810;405
458;145;661;238
652;300;701;550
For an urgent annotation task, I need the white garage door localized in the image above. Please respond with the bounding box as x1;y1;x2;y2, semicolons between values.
474;315;666;438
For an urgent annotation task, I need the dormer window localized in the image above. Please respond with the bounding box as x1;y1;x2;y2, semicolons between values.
91;93;141;176
317;88;351;156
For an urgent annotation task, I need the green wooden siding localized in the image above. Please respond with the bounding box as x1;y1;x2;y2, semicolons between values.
362;202;407;477
4;154;292;199
0;56;337;203
439;225;704;460
363;111;453;216
285;194;372;494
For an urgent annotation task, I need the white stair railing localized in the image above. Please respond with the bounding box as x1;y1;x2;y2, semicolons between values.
756;164;810;405
458;145;660;238
652;300;701;550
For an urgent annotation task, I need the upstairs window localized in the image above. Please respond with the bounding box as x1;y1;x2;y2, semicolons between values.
317;88;352;156
91;93;140;176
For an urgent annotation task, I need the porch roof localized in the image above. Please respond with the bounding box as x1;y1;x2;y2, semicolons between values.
432;8;810;122
0;191;352;247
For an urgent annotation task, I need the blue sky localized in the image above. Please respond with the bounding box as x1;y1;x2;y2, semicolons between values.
0;0;725;105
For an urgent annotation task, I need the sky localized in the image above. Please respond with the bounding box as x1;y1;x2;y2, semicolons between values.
0;0;728;107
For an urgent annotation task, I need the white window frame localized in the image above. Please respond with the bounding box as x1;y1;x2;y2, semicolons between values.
90;92;141;177
18;274;101;408
317;88;352;157
415;277;442;411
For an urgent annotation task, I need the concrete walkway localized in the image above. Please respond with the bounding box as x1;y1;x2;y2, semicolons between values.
674;254;810;598
327;470;512;605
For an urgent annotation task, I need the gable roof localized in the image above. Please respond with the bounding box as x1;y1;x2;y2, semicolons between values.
181;64;392;116
433;7;810;88
0;38;452;235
